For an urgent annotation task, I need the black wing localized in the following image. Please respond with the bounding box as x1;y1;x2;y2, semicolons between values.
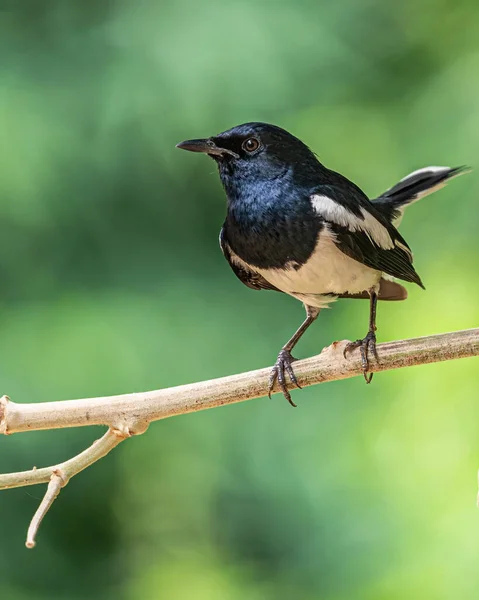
314;181;424;288
330;222;424;287
219;227;281;292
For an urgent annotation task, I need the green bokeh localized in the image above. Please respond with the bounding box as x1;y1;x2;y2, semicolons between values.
1;1;478;598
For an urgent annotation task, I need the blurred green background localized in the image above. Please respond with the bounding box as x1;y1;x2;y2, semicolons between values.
1;1;478;598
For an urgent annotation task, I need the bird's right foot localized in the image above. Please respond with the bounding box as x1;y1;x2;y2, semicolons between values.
343;329;379;383
268;349;301;407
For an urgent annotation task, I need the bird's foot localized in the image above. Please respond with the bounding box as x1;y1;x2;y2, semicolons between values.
268;348;301;407
343;330;379;383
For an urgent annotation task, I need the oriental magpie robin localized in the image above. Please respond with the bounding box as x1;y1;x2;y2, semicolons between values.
177;123;468;406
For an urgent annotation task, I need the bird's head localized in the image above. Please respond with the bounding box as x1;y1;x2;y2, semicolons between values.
177;122;321;194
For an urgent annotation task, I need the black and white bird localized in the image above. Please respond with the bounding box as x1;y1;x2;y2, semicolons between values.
177;123;468;406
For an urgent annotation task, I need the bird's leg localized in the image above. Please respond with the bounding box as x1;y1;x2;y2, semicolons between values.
268;305;320;407
343;287;379;383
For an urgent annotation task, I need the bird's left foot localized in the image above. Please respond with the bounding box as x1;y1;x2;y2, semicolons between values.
343;330;379;383
268;348;301;407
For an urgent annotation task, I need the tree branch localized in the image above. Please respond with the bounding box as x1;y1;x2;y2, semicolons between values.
0;427;131;490
26;471;64;548
0;328;477;547
4;427;134;548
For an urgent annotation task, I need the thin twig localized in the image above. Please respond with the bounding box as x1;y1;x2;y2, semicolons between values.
26;471;64;548
0;427;132;490
8;428;134;548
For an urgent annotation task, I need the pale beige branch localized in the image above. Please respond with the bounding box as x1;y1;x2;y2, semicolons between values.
26;471;64;548
0;427;132;490
1;329;477;438
0;328;477;547
2;427;137;548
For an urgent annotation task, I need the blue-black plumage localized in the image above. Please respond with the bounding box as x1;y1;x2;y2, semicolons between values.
177;122;469;405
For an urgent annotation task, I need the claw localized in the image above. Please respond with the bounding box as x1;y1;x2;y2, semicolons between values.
343;330;379;383
268;349;300;407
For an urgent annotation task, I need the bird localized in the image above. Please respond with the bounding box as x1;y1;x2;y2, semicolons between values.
176;122;469;406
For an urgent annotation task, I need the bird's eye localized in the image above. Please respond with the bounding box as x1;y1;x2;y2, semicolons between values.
242;137;261;153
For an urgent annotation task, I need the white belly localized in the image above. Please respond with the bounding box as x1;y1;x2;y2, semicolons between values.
257;227;381;307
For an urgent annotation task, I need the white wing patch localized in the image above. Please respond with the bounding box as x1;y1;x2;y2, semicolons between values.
311;194;394;249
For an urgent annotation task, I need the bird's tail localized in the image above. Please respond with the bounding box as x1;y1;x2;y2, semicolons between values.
372;165;470;225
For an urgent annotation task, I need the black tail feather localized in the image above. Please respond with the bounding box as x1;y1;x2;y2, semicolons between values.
373;165;470;224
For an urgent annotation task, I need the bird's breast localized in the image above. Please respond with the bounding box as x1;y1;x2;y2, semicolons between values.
224;200;319;270
255;225;381;301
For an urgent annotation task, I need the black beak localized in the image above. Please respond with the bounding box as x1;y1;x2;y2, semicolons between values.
176;138;239;158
